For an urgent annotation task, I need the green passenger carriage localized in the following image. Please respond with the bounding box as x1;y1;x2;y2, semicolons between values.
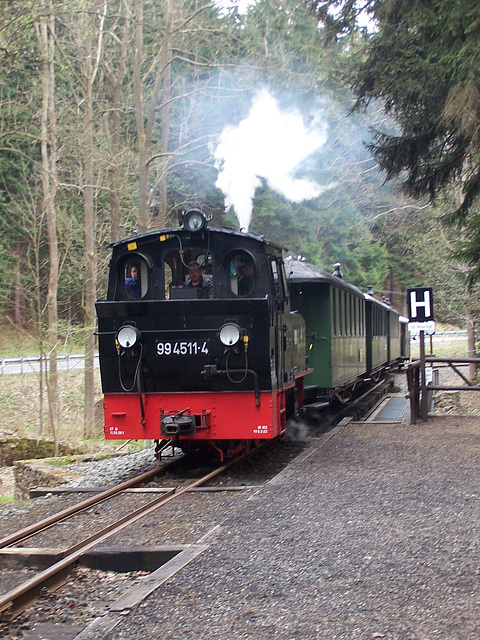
287;258;367;403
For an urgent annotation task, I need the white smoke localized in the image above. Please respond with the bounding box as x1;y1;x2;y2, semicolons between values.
214;89;330;230
284;418;315;443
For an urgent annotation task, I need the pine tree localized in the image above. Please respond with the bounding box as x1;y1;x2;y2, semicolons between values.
308;0;480;281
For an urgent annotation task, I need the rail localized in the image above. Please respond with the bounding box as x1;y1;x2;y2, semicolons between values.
0;443;268;621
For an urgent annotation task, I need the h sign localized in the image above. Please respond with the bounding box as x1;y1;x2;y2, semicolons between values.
408;287;434;322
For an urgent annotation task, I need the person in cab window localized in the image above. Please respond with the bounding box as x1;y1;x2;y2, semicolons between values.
237;258;255;295
186;261;213;299
125;264;141;298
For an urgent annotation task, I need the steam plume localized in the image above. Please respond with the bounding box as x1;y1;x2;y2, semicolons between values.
214;89;330;230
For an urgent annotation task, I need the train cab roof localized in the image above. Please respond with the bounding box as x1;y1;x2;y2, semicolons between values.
109;225;286;254
364;292;391;308
364;292;403;318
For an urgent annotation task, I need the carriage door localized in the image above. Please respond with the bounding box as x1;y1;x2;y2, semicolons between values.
270;257;287;390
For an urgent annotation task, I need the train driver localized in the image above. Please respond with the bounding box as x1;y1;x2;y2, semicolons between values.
186;261;213;299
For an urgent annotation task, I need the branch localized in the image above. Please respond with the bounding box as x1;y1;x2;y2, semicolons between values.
146;133;218;166
367;201;431;222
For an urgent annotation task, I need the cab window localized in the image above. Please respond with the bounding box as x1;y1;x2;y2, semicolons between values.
164;249;213;299
123;256;148;299
270;258;280;297
225;251;256;296
270;256;287;302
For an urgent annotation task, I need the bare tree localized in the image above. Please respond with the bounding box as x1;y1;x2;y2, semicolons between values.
153;0;173;228
36;0;59;453
103;0;132;243
79;0;107;437
133;0;216;231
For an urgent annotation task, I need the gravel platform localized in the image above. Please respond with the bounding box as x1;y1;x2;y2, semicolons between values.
90;415;480;640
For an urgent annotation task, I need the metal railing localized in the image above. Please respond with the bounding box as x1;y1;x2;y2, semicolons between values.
410;329;467;342
0;353;99;376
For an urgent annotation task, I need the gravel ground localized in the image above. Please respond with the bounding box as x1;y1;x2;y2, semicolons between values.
2;412;477;640
1;369;479;639
63;448;163;486
94;414;479;640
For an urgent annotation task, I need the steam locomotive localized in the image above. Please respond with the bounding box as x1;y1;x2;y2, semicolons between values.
95;209;408;460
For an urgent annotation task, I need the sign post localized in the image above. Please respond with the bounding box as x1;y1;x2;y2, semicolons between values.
408;288;435;421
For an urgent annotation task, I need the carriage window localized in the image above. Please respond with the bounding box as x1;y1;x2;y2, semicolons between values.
336;289;340;337
346;293;352;336
124;256;148;299
226;251;256;296
352;297;356;336
350;295;354;336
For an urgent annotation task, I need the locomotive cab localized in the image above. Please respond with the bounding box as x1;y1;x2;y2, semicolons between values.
96;210;309;459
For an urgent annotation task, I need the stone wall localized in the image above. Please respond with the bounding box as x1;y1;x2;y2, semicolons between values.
13;458;85;501
13;450;123;500
433;390;461;414
0;437;78;466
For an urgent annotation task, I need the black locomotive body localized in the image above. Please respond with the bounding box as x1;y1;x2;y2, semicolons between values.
95;211;309;459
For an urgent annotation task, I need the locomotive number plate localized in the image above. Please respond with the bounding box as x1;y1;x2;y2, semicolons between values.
156;340;209;356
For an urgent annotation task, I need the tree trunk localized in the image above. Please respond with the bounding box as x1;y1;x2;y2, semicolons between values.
13;264;23;327
134;0;149;233
154;0;172;228
109;83;122;244
38;0;59;454
83;34;96;438
82;2;106;437
105;0;131;243
134;0;174;232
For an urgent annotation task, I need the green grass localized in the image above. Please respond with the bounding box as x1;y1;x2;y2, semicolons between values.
47;458;74;467
410;338;470;360
0;323;114;451
0;496;14;504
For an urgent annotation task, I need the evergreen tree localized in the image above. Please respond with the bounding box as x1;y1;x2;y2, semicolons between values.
308;0;480;282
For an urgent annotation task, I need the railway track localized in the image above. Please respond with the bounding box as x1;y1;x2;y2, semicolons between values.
0;378;395;625
303;377;393;428
0;446;266;622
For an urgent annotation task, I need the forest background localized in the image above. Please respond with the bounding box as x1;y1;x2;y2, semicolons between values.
1;0;479;448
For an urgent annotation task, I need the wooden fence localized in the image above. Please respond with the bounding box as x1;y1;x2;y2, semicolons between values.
407;356;480;423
